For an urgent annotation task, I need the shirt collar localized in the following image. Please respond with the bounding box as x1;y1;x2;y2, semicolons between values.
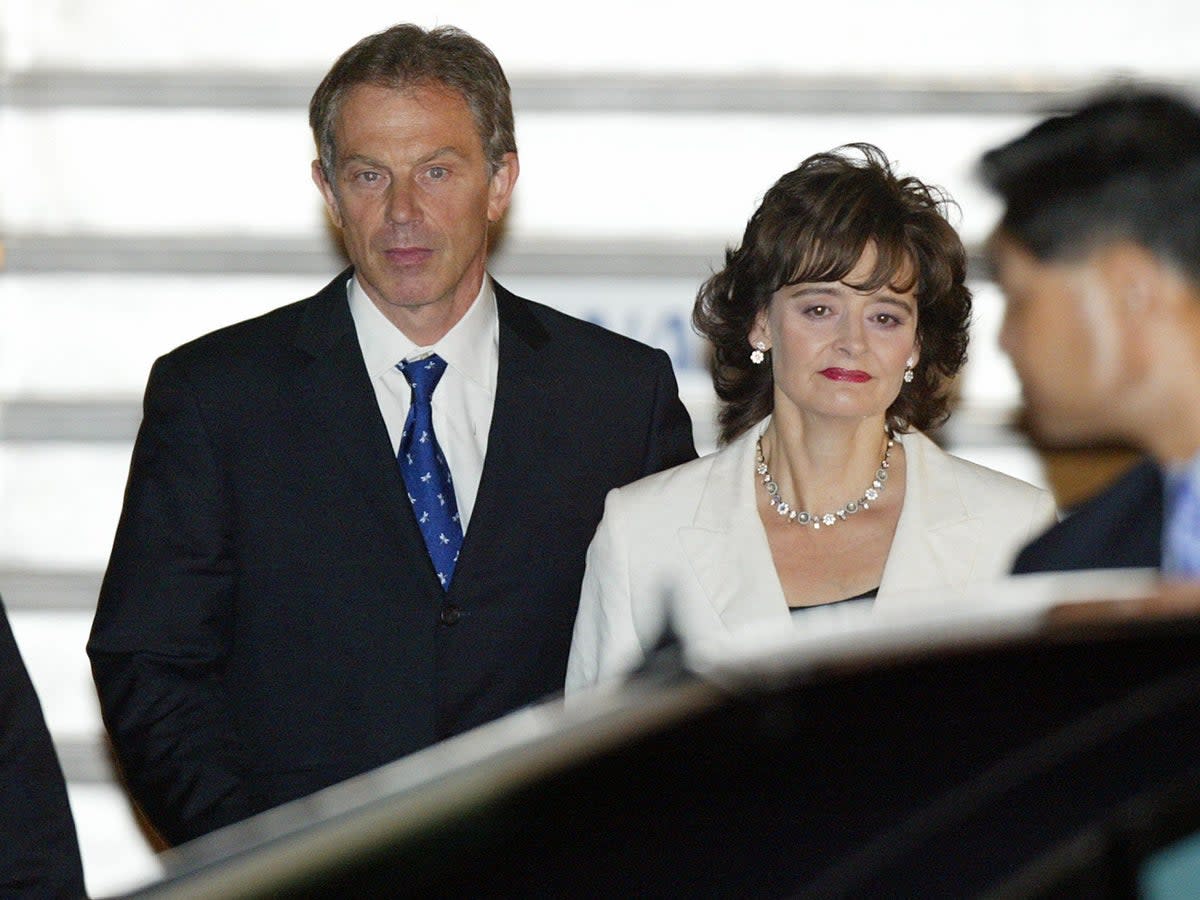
348;274;498;395
1165;447;1200;491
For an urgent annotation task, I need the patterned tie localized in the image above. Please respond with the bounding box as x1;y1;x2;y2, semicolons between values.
397;354;463;590
1162;468;1200;578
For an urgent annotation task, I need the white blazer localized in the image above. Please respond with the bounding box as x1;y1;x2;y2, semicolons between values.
565;422;1058;692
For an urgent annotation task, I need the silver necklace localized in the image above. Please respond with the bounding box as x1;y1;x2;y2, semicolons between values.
755;433;894;530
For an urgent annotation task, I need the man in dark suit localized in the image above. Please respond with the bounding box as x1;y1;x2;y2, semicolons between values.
980;89;1200;575
87;23;695;846
0;598;85;897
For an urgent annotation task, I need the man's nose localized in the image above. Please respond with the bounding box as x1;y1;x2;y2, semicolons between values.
386;180;418;224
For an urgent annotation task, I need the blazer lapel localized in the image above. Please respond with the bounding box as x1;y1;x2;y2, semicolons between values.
448;282;552;593
677;426;791;632
289;271;434;576
876;431;979;607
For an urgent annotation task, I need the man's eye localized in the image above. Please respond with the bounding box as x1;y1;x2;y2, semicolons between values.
355;171;381;183
428;166;449;180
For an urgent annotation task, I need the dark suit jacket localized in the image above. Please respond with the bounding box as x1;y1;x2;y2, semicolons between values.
88;273;696;845
1012;458;1163;574
0;599;85;898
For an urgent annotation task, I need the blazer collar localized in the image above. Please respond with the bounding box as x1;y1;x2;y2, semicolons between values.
289;269;443;593
678;423;792;631
876;430;978;601
678;425;981;624
294;268;357;358
286;271;562;598
445;280;554;595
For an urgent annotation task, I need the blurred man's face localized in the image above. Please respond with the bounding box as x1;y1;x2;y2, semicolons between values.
992;233;1128;445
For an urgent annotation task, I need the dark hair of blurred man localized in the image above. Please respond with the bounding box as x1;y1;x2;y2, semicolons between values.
981;87;1200;575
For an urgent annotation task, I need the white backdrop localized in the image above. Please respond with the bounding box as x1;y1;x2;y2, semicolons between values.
3;1;1199;893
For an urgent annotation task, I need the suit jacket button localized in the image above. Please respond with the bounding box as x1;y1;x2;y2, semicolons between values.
439;604;461;626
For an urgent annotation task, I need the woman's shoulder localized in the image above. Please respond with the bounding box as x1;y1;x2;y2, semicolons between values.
614;444;726;502
902;430;1052;503
609;427;757;506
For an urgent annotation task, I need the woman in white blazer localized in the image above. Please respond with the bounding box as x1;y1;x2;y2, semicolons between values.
567;145;1057;691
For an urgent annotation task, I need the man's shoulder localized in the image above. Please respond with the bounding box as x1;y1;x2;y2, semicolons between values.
496;282;669;364
1013;458;1163;573
916;433;1051;503
608;431;746;509
162;273;347;368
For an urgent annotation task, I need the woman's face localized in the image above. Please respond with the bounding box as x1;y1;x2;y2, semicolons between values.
751;249;919;425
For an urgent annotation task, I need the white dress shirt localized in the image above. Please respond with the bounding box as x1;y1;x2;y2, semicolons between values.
1161;449;1200;575
348;276;498;532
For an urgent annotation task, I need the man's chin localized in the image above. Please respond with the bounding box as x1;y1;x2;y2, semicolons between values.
1020;403;1114;449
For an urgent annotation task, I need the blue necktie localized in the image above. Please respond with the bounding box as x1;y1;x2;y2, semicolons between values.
1162;468;1200;578
397;354;463;590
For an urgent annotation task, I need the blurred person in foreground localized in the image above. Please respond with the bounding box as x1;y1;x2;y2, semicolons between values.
982;88;1200;577
87;23;694;845
0;597;85;898
567;144;1056;690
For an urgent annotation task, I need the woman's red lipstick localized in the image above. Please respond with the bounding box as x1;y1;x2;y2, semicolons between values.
820;367;871;383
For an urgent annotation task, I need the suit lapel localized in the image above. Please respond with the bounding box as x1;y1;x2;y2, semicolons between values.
289;271;436;583
677;427;791;632
876;431;979;605
448;283;552;593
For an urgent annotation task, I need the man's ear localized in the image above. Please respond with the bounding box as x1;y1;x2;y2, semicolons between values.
1097;241;1168;319
487;152;519;223
312;160;343;229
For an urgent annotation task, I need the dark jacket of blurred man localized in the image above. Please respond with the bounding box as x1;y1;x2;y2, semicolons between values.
982;89;1200;575
0;598;86;898
87;23;695;846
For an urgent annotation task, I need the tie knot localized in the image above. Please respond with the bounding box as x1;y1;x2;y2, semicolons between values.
398;353;448;401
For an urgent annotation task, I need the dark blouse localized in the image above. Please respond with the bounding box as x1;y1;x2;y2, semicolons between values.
788;587;877;618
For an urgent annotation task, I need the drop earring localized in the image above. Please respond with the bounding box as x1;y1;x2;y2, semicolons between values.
750;341;767;365
903;357;915;383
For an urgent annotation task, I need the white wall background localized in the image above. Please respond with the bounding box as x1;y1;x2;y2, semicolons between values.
3;1;1200;894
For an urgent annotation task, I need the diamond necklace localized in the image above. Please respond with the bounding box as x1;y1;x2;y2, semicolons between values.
755;432;894;530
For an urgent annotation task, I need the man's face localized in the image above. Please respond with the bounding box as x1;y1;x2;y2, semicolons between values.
313;82;517;336
992;233;1129;444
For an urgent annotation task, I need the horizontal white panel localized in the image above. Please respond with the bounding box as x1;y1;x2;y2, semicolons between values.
5;0;1199;78
0;108;319;234
68;782;163;897
0;274;319;396
0;273;714;391
7;610;101;738
1;107;1036;244
517;112;1034;247
0;444;131;567
0;272;1014;426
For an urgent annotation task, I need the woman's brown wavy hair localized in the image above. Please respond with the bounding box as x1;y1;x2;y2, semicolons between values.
693;143;972;444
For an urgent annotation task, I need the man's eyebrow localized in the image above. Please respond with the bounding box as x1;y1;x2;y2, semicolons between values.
338;146;469;168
